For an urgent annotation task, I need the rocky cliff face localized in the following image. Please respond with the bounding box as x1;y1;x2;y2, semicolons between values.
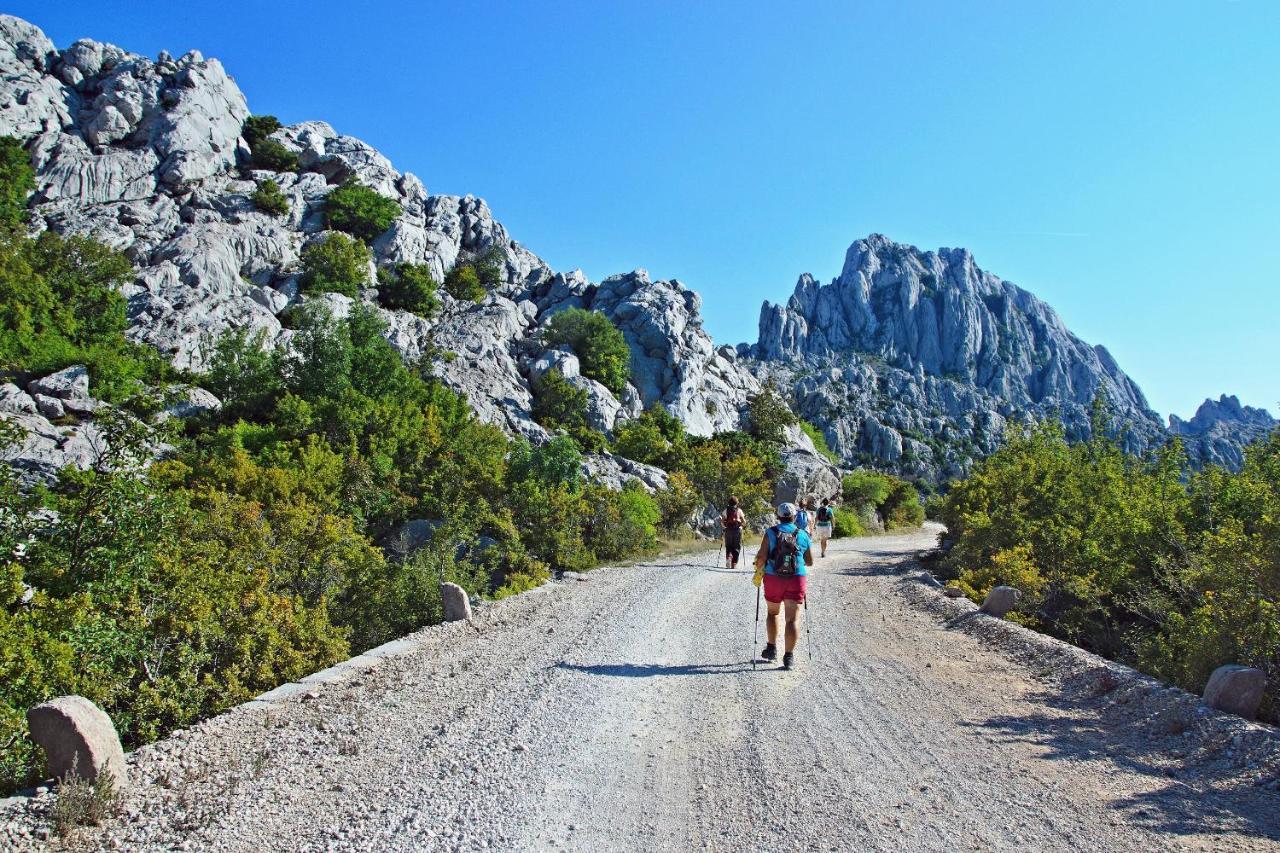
748;234;1173;479
1170;395;1278;471
0;15;779;490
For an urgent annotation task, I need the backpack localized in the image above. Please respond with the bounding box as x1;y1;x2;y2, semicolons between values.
817;506;833;524
796;509;808;530
769;525;801;576
723;508;743;530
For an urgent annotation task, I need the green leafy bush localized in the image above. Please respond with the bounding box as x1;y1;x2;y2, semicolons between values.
324;178;401;242
299;232;371;297
0;230;168;401
242;115;299;172
251;179;290;216
531;369;605;452
832;507;864;538
377;262;439;316
541;308;631;395
0;136;33;228
443;263;486;303
747;383;796;444
800;420;839;464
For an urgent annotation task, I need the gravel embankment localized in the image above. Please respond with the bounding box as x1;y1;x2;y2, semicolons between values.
3;524;1278;851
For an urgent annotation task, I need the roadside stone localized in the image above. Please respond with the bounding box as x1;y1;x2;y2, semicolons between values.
440;582;471;622
1202;665;1266;720
32;393;65;419
26;695;128;790
26;364;90;400
979;585;1021;617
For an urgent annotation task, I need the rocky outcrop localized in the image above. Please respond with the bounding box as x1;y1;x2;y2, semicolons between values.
0;16;763;468
750;235;1168;480
1170;395;1277;470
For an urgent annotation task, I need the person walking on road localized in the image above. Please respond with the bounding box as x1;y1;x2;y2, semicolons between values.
721;496;746;569
752;502;814;669
814;498;835;558
795;499;811;534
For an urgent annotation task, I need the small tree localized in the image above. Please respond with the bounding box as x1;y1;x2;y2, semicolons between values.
250;179;290;217
377;262;439;316
541;308;631;395
324;178;401;242
747;383;796;444
0;136;34;229
299;233;370;297
242;115;298;172
443;263;486;303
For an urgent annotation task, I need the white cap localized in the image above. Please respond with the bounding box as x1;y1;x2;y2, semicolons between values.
776;502;797;520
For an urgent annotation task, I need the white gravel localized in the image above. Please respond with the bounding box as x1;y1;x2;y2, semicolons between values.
4;524;1279;851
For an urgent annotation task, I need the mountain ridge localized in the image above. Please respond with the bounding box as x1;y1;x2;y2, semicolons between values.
0;14;1270;484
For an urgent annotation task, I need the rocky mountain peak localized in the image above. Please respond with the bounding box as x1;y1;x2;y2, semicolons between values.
1170;395;1276;436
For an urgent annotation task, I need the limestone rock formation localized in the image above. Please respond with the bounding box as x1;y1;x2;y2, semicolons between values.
750;235;1169;480
1170;395;1277;470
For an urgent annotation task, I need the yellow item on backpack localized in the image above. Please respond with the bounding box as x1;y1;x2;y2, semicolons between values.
752;565;764;587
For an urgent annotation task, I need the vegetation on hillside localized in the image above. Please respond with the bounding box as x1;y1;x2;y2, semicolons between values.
299;232;370;297
242;115;298;173
540;308;631;395
937;400;1280;722
324;178;401;242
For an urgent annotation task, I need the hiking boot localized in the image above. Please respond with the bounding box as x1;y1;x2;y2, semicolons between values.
760;643;777;662
782;652;794;670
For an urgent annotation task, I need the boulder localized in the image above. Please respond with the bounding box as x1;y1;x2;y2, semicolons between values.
773;447;842;507
27;695;128;790
1202;665;1267;720
27;364;89;400
32;394;65;419
440;582;471;622
0;383;36;414
162;386;222;420
979;585;1021;617
382;518;441;559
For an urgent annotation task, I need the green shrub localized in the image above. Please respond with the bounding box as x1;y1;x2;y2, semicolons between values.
531;369;605;452
299;232;370;297
377;262;439;316
443;263;486;303
508;436;581;489
0;136;34;228
882;480;924;528
656;470;700;534
324;178;401;242
586;482;660;560
541;308;631;395
251;179;290;216
800;420;839;463
747;383;796;444
243;116;299;172
832;507;864;538
842;470;893;507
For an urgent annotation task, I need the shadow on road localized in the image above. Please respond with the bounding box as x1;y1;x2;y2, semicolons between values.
963;684;1280;842
556;661;758;678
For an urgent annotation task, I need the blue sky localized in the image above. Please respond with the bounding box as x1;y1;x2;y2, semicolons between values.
18;0;1280;421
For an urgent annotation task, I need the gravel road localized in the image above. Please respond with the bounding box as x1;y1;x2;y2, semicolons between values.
6;524;1279;851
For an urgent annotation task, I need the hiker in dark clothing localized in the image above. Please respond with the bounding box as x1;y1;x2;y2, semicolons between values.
721;496;746;569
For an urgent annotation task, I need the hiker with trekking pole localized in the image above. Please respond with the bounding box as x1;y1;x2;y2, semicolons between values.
751;502;814;670
721;496;746;569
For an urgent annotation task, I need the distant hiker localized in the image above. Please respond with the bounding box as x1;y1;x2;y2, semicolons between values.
752;502;814;669
721;496;746;569
795;499;811;533
814;498;835;558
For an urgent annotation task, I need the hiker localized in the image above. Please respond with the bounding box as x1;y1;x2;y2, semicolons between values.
721;496;746;569
814;497;835;558
752;502;814;669
795;498;811;533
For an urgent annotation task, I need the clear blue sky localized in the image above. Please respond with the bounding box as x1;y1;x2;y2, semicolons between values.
17;0;1280;421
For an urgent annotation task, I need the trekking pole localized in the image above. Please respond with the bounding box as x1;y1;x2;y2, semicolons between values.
752;585;760;671
804;592;813;662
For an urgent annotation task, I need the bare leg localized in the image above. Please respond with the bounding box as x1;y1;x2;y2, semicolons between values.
783;600;801;653
765;600;781;646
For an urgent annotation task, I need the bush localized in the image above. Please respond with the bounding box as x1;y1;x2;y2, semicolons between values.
531;369;605;452
377;262;439;316
443;263;486;303
656;470;700;534
251;179;290;216
832;507;864;538
0;136;33;228
800;420;839;464
747;383;796;444
508;436;581;489
585;482;660;561
842;470;893;507
299;232;370;297
0;230;168;402
541;308;631;395
324;178;401;242
243;115;299;172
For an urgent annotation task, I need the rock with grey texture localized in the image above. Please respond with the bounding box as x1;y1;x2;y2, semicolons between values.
1202;665;1266;720
1171;395;1277;471
27;695;128;790
581;453;669;493
27;364;89;400
979;586;1022;618
440;582;472;622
